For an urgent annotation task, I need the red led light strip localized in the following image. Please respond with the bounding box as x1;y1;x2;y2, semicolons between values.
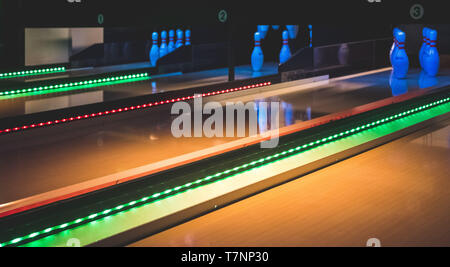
0;82;272;135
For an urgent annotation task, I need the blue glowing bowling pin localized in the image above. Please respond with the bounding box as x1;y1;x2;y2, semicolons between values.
159;31;168;58
390;28;400;65
392;31;409;79
251;32;264;72
279;30;291;64
257;25;269;39
168;30;176;53
419;28;430;69
149;32;159;67
176;29;184;48
286;25;299;39
185;30;191;46
423;29;440;77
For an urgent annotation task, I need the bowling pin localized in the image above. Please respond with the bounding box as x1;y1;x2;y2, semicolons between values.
176;29;184;48
160;31;168;58
419;27;430;69
257;25;269;39
392;31;409;79
272;25;280;30
251;32;264;72
168;30;176;53
149;32;159;67
185;29;191;46
286;25;299;39
390;28;400;65
279;30;291;64
423;29;440;77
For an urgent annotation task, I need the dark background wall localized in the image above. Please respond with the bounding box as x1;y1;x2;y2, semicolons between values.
0;0;25;68
312;24;392;46
0;0;2;66
0;0;449;69
4;23;450;70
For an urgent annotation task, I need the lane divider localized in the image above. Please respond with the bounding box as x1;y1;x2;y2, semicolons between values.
0;67;66;79
0;82;272;136
0;72;150;98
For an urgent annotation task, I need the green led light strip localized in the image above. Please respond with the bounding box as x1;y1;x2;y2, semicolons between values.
0;67;66;79
1;96;449;247
0;73;150;98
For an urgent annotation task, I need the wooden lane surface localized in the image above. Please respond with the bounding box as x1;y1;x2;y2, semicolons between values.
130;123;450;247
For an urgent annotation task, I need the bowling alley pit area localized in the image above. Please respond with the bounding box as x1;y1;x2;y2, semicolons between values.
0;2;449;248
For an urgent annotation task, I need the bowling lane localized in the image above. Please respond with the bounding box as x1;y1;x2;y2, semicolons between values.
0;68;448;204
0;63;278;118
130;120;450;247
3;62;153;84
